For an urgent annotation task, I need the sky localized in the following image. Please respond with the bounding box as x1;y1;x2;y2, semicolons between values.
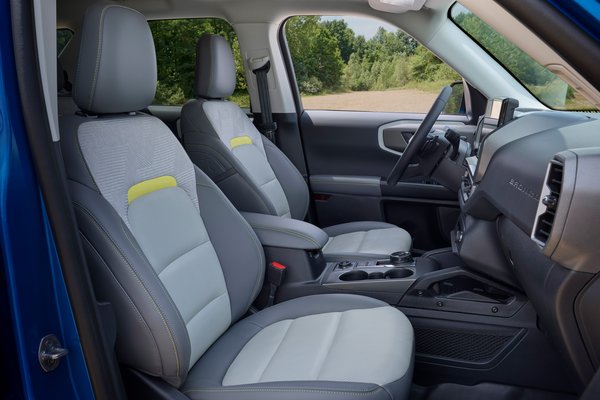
322;16;399;39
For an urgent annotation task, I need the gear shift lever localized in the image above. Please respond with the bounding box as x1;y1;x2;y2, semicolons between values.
390;251;412;265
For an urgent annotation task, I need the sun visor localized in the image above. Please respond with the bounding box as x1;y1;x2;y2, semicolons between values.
368;0;427;13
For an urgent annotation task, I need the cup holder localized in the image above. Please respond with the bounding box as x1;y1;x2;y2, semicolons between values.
368;272;385;280
339;270;368;281
385;268;414;279
339;269;413;281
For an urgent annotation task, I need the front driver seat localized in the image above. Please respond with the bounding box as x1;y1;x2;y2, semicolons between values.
180;35;412;261
61;4;414;399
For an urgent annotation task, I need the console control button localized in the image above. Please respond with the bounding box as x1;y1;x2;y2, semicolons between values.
336;261;353;270
390;251;412;264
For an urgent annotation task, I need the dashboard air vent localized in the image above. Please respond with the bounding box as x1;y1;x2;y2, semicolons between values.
533;160;563;246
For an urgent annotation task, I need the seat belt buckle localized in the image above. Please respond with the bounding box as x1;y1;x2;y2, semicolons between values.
267;262;287;307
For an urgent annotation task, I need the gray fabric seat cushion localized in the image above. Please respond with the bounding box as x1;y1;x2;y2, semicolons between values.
182;294;414;400
322;222;413;260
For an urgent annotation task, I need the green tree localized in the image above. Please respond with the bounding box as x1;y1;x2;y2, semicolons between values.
453;12;553;86
322;19;356;63
286;17;344;93
149;19;247;105
409;45;459;82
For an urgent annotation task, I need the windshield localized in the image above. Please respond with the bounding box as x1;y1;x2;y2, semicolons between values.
450;3;597;111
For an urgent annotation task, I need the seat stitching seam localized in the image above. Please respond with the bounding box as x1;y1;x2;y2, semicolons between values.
74;202;183;379
184;292;228;326
258;175;278;187
118;208;190;365
314;312;342;380
214;158;278;216
257;320;294;382
87;7;106;110
79;233;163;367
258;176;291;217
75;125;102;193
262;138;309;218
183;386;384;395
355;231;368;253
157;239;209;276
195;179;266;312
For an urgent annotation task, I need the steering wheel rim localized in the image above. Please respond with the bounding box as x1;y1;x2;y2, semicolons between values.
386;86;453;186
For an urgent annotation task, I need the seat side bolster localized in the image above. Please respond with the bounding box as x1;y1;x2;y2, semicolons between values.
70;180;191;387
194;167;266;322
181;101;278;216
261;136;310;220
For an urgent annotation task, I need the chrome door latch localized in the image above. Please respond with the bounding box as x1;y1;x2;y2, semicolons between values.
38;334;69;372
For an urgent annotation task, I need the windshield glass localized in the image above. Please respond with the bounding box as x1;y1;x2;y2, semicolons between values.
450;3;597;111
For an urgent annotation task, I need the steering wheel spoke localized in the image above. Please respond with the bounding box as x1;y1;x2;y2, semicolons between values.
386;86;453;186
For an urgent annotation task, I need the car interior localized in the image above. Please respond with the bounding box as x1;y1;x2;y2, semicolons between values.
9;0;600;399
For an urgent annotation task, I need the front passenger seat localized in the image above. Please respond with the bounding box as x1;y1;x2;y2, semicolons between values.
61;4;414;399
181;35;412;261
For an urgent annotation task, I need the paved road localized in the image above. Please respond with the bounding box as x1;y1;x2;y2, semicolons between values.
301;88;439;113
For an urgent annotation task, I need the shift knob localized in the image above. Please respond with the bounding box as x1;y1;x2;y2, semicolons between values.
390;251;412;264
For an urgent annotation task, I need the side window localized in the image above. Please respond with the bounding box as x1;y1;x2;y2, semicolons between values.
57;28;73;55
284;16;462;113
149;19;249;107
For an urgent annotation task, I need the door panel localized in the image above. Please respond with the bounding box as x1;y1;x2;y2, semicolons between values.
380;120;476;155
301;110;475;250
301;110;472;176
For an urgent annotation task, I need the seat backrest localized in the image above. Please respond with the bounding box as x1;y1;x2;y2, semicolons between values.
60;4;264;387
180;35;309;220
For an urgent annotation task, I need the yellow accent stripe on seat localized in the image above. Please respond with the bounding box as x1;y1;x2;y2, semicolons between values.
230;135;253;149
128;176;177;204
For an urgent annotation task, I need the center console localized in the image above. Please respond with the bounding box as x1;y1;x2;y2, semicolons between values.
241;211;440;304
241;211;524;318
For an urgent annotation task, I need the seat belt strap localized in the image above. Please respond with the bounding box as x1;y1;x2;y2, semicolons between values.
250;56;277;143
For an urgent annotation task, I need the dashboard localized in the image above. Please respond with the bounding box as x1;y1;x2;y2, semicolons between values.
453;106;600;384
463;110;599;234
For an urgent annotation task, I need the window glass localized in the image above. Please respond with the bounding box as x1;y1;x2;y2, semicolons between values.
57;29;73;55
285;16;461;113
451;3;597;111
149;19;249;107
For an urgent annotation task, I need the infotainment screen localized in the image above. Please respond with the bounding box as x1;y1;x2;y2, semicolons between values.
490;98;504;120
490;97;519;127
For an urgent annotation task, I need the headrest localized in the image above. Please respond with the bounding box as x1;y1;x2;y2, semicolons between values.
195;34;236;99
73;3;156;114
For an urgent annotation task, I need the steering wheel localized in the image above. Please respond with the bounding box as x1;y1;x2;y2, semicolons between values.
386;86;453;186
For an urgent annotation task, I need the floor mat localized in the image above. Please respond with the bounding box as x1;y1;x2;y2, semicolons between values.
410;382;577;400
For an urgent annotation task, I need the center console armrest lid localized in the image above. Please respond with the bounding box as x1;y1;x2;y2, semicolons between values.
241;212;329;250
